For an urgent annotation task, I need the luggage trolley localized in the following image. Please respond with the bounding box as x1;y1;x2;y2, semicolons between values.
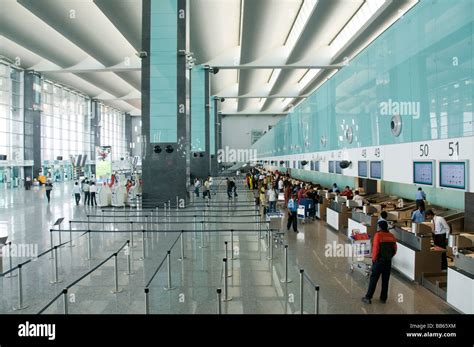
349;234;372;277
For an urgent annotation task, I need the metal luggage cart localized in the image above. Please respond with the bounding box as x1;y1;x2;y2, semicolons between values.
349;237;372;277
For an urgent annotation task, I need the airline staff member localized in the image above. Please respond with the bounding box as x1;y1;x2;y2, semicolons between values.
415;187;426;209
425;210;449;270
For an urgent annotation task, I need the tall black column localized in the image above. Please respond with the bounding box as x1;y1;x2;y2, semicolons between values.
23;71;42;178
141;0;189;205
125;113;132;157
210;97;217;176
91;100;100;162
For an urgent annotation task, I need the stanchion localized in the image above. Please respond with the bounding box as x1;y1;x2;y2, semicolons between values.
12;264;28;310
146;216;149;239
176;196;179;211
193;215;196;239
111;253;123;293
178;232;185;261
299;269;304;315
199;221;207;249
68;221;74;247
129;222;135;248
224;242;232;278
87;215;90;231
144;288;150;314
49;230;54;259
87;231;92;260
58;224;62;246
50;246;63;284
163;203;166;220
223;258;232;301
124;241;135;275
164;250;175;291
315;285;320;314
266;230;273;260
280;245;292;283
63;288;68;314
139;230;146;260
5;242;17;278
230;230;237;260
168;200;171;217
217;288;222;314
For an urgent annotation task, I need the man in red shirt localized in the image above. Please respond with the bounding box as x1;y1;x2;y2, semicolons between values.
340;186;353;199
362;221;397;304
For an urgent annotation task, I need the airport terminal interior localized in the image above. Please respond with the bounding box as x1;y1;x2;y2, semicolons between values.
0;0;473;317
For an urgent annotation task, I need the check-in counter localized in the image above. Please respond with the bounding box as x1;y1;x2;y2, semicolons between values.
326;200;351;233
390;224;444;282
447;240;474;313
316;191;330;220
347;210;378;239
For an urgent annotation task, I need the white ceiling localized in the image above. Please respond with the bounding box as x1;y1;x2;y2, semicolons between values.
0;0;142;115
0;0;418;117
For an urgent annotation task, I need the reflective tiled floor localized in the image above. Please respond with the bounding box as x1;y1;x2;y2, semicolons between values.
0;179;457;314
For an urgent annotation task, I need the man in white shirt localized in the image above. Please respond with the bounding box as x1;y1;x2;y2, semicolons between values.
278;179;284;193
72;182;81;206
353;190;364;205
209;177;215;195
267;187;277;212
425;209;449;270
89;182;98;206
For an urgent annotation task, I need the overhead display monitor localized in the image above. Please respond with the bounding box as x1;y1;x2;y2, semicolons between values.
358;161;368;177
370;161;383;180
439;161;467;190
413;161;434;185
312;161;320;172
335;161;342;174
328;161;335;173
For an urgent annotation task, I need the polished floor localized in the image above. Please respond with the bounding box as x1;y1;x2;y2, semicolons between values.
0;178;457;314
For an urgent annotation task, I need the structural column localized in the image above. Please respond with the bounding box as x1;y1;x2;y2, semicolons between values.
23;71;42;178
141;0;190;204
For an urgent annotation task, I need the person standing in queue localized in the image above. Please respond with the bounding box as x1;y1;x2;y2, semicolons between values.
425;210;449;270
415;187;426;209
362;220;397;304
286;193;299;233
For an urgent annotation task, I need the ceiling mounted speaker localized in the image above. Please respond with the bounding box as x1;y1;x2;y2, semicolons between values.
199;153;204;157
279;161;284;165
391;114;402;137
193;152;198;157
339;160;351;169
345;127;354;143
320;135;327;147
154;145;162;154
165;145;174;153
301;160;308;166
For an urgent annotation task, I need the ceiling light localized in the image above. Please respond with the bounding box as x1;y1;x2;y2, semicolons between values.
329;0;387;54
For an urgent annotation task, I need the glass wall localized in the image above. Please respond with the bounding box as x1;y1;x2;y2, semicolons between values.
0;63;24;161
41;81;92;161
252;0;474;157
149;0;178;143
191;66;205;151
99;104;127;161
